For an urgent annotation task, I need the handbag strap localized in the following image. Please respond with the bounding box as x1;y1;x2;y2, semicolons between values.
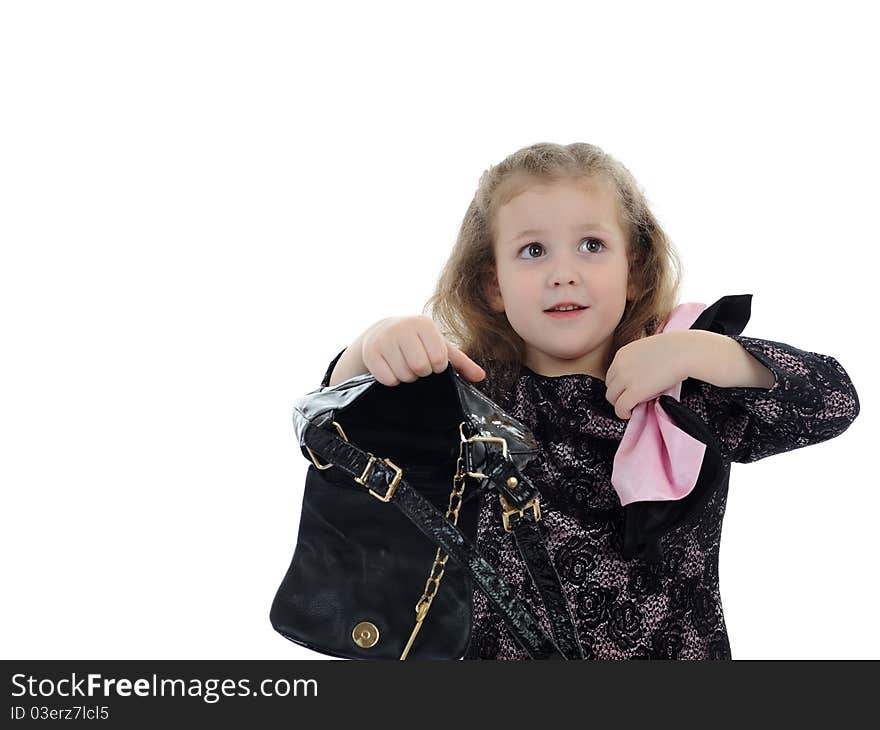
303;421;570;660
481;451;586;660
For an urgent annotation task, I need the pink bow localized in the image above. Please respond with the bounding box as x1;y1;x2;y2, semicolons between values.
611;302;709;506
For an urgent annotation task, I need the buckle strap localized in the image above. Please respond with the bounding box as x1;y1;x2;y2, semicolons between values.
498;493;541;532
305;420;403;502
354;454;403;502
302;422;566;660
458;426;583;660
483;451;584;661
481;450;540;510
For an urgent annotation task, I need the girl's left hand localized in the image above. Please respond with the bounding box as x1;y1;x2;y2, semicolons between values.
604;331;695;420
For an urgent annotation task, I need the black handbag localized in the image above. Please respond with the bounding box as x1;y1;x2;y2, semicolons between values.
269;360;584;660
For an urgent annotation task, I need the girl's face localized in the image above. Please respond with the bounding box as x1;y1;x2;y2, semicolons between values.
487;176;634;379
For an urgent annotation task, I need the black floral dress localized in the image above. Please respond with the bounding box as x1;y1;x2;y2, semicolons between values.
318;304;859;660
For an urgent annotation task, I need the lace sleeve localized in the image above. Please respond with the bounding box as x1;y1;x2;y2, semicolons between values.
320;348;348;388
679;334;860;464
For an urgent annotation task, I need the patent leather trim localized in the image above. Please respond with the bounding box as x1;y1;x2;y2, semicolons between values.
294;362;541;469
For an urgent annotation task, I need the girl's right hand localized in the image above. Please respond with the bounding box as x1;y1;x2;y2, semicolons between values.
360;316;486;387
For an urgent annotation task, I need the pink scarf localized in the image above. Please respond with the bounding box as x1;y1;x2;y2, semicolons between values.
611;302;710;506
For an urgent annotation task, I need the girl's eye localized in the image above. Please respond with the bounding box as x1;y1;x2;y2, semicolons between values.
580;238;605;254
517;237;605;259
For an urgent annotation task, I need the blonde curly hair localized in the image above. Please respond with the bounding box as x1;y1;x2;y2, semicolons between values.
423;141;683;402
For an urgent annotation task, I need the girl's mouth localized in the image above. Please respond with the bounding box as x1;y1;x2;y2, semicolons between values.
545;307;589;319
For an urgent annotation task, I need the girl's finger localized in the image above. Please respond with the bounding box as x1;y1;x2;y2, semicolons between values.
371;353;400;387
397;331;433;380
376;337;413;383
415;322;451;374
446;342;486;382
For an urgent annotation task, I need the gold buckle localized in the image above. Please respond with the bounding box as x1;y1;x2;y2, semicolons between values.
498;493;541;532
305;421;349;470
355;454;403;502
458;423;508;478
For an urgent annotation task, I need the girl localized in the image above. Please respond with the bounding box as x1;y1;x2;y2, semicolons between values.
317;142;860;660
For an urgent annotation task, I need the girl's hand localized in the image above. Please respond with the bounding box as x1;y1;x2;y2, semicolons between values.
361;315;486;387
604;331;694;420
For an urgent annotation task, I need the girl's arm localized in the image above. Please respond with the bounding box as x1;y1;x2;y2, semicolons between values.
678;333;860;463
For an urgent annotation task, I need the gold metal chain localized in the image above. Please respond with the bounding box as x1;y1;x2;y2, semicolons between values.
399;422;470;660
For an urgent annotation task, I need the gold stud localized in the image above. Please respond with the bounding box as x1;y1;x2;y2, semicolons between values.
352;621;379;648
507;476;518;488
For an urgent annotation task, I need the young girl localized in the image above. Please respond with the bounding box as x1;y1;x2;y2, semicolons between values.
318;142;860;660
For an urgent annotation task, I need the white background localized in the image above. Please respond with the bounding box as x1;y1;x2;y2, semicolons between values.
1;1;875;659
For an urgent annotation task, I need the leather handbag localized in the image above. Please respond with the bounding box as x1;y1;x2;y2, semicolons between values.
269;360;584;660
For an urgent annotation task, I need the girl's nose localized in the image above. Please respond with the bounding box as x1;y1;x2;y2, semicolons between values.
550;270;582;286
548;251;583;286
